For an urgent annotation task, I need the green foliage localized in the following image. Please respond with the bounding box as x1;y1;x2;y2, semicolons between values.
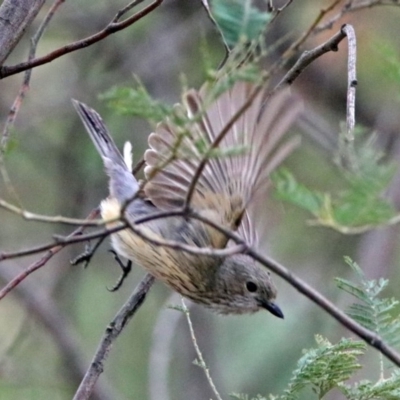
272;131;397;234
230;394;267;400
99;80;174;125
232;336;365;400
340;371;400;400
210;0;271;49
275;336;365;400
231;262;400;400
376;41;400;88
272;168;325;215
336;257;400;349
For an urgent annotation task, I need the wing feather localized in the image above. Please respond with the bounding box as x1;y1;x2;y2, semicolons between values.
144;81;302;247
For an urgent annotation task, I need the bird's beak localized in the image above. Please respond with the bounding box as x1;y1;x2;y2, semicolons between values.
260;300;284;319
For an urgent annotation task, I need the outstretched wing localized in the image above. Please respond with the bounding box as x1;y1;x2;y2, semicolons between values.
144;81;301;247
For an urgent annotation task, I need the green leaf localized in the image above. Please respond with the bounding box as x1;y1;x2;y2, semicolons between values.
337;258;400;351
211;0;272;48
340;370;400;400
272;168;325;215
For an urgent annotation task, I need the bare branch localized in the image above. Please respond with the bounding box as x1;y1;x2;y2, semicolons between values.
0;264;122;400
0;208;100;300
282;0;342;59
275;28;346;89
1;0;66;152
73;273;155;400
184;212;400;368
0;0;163;79
315;0;400;34
0;0;46;65
180;299;223;400
123;216;246;257
0;197;106;226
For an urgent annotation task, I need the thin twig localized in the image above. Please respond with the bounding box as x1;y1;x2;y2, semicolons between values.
113;0;146;22
0;0;65;203
0;208;100;301
1;0;65;151
0;197;107;226
123;217;246;257
73;273;155;400
0;208;244;263
282;0;342;59
0;222;125;262
269;0;295;24
0;263;122;400
181;298;223;400
315;0;400;34
0;0;163;79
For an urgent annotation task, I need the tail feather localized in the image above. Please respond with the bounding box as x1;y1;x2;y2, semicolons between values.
73;100;139;203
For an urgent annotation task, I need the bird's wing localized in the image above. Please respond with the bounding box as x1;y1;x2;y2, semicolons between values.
144;81;301;248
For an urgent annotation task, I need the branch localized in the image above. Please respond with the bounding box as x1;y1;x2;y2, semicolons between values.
0;263;123;400
1;0;66;152
315;0;400;34
0;0;164;79
183;212;400;368
0;207;245;264
0;197;106;226
180;299;223;400
0;208;100;301
0;0;46;65
0;222;125;262
123;216;246;257
73;273;155;400
281;0;342;59
276;28;346;89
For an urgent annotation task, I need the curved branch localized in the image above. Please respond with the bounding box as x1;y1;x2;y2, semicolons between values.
0;0;163;79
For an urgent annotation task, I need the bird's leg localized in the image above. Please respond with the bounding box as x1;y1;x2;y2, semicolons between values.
70;236;106;268
107;250;132;292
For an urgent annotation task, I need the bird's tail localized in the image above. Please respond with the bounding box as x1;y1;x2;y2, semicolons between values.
73;100;139;203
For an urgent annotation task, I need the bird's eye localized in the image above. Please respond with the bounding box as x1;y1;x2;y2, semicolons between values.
246;281;258;293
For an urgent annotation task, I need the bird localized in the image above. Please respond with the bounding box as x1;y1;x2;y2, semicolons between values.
73;79;301;316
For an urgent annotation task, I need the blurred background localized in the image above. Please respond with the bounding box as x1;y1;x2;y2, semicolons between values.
1;0;400;399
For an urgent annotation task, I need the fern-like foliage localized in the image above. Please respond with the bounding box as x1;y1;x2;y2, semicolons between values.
99;80;174;125
336;257;400;350
339;370;400;400
232;336;365;400
272;131;397;234
276;336;365;400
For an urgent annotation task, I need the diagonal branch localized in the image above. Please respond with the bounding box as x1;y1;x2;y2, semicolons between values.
72;273;155;400
0;0;163;79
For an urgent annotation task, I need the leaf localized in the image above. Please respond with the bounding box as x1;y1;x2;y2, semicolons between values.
276;336;365;400
100;83;173;124
272;168;325;215
211;0;272;48
337;258;400;352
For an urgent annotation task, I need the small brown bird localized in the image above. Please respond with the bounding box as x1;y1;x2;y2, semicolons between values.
73;80;300;316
